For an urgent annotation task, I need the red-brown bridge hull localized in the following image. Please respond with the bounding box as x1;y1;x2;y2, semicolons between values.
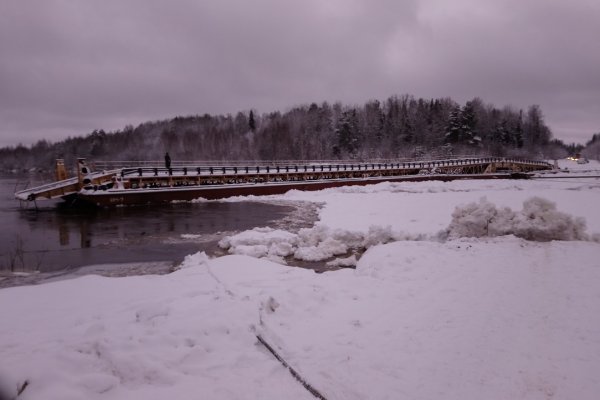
77;173;512;207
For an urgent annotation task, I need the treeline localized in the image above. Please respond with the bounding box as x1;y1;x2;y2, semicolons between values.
0;94;590;171
582;133;600;161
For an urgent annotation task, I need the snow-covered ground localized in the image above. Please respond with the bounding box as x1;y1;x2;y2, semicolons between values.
1;159;599;399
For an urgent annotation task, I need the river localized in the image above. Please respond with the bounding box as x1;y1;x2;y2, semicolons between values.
1;174;317;287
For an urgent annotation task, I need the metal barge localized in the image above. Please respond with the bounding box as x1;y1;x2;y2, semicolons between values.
15;157;552;208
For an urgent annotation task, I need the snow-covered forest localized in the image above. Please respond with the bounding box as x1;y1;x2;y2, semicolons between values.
0;94;594;171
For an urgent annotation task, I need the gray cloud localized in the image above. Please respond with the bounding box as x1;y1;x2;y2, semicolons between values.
1;0;599;147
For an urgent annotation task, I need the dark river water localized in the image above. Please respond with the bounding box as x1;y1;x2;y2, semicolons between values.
1;174;316;286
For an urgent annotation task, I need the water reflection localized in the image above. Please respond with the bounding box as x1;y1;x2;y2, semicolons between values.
4;201;295;272
18;202;289;248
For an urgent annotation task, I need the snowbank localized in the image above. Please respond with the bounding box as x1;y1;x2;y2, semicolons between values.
4;238;599;399
0;256;314;400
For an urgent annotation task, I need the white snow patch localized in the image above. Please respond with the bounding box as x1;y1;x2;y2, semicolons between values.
326;254;358;268
180;234;203;239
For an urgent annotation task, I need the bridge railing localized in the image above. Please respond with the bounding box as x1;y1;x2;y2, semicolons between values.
115;157;551;178
93;156;550;171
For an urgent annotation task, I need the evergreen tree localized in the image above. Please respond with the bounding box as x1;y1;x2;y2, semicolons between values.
513;111;524;148
249;110;256;132
444;106;462;144
336;109;360;155
523;105;551;148
444;102;481;147
460;101;481;146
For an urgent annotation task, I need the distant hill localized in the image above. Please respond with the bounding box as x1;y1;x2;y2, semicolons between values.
0;94;583;172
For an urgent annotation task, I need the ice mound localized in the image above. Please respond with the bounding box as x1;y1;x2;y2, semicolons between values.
326;255;358;268
178;251;210;269
218;228;297;263
218;225;402;264
445;196;590;241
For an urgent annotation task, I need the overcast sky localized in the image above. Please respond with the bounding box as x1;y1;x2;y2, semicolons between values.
1;0;599;148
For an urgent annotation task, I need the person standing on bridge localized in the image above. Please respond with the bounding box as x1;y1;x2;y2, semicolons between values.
164;152;171;169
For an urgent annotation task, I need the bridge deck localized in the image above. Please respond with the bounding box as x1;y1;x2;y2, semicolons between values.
15;157;552;202
14;170;119;201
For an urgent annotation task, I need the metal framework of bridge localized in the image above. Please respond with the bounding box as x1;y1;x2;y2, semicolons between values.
117;157;551;188
15;156;552;203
